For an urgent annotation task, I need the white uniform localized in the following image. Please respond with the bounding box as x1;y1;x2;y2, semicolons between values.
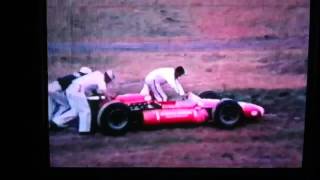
140;68;185;101
48;72;81;126
56;71;108;133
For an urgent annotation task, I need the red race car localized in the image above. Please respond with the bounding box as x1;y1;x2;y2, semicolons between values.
87;91;265;135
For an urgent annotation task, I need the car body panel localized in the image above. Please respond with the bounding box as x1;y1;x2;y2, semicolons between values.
92;92;265;126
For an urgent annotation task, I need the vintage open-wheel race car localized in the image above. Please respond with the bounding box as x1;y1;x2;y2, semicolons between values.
87;91;265;135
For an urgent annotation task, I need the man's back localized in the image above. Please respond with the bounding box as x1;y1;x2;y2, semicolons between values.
145;67;174;83
72;71;106;92
57;74;79;91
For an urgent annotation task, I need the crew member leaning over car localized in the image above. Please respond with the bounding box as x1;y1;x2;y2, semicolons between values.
140;66;186;102
48;66;92;128
54;70;116;134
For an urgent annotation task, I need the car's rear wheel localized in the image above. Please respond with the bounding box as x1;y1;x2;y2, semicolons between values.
199;91;221;99
97;102;131;135
212;99;243;129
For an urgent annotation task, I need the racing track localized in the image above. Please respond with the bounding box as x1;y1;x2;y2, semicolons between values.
48;36;307;54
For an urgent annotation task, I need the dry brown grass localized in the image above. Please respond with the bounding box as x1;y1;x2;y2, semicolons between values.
48;49;307;93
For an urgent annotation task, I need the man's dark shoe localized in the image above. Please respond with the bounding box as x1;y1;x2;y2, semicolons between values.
78;131;93;135
49;121;64;131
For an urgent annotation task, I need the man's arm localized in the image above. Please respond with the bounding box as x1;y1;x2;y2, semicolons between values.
98;80;119;101
165;71;185;96
96;72;108;92
175;79;185;96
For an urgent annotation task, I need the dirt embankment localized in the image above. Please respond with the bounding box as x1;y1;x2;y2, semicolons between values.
47;0;309;43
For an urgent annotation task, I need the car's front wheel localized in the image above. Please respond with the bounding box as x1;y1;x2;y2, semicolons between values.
212;99;243;129
97;102;131;135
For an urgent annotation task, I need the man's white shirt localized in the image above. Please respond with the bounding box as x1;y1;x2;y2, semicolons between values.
72;71;107;93
145;67;185;96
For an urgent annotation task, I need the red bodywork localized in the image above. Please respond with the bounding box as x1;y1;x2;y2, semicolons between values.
99;92;264;126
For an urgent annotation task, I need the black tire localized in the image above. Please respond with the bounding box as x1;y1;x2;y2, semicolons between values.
97;102;131;135
199;91;221;99
212;99;243;129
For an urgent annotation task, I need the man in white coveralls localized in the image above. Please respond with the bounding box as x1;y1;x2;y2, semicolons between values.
48;66;92;128
140;66;186;102
54;70;116;134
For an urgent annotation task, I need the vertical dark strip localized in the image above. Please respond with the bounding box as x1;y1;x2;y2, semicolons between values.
302;0;320;170
154;80;163;101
